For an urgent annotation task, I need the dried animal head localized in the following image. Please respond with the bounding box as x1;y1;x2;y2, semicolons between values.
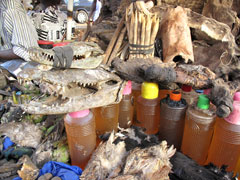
28;41;104;69
17;65;125;114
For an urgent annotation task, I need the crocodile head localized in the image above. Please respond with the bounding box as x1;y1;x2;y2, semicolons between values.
17;65;125;114
28;41;104;69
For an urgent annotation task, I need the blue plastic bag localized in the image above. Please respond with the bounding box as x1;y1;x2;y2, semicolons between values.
3;136;14;150
13;161;82;180
39;161;82;180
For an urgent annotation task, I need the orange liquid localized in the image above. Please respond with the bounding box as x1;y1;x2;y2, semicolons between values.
93;104;119;135
159;89;171;100
118;94;134;128
132;83;141;125
64;112;96;170
181;105;216;165
207;118;240;171
136;95;160;134
159;101;187;150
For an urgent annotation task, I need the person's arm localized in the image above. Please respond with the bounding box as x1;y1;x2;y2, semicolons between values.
4;8;39;61
0;49;21;60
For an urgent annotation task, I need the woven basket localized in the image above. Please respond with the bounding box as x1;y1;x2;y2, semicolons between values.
162;0;207;13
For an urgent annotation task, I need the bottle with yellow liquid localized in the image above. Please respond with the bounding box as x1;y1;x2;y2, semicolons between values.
93;103;119;135
181;94;216;165
64;110;96;170
136;82;160;134
159;91;187;150
207;92;240;172
118;81;134;128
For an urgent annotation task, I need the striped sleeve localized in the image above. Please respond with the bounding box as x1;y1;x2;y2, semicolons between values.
4;9;39;61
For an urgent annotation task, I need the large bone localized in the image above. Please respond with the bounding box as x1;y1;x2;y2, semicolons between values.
160;6;194;64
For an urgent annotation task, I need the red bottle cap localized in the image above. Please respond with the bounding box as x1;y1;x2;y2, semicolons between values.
181;85;192;92
170;91;181;101
38;40;54;45
69;110;90;118
53;42;70;47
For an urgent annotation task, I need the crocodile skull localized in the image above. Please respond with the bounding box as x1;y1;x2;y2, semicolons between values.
28;41;104;69
17;65;125;115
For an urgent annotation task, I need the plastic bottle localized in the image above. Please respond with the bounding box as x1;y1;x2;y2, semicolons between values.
181;85;196;105
93;103;119;135
136;82;160;134
207;92;240;171
159;89;171;100
181;94;216;165
159;91;187;150
132;82;141;125
118;81;134;128
64;110;96;169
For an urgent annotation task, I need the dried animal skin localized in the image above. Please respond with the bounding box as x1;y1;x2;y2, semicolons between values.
160;6;194;64
0;122;42;148
202;0;240;36
81;132;127;180
17;155;39;180
122;141;175;180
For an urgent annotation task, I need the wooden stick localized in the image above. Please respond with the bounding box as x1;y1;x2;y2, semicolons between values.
145;15;152;58
103;17;125;65
150;15;159;57
108;27;127;65
133;10;138;58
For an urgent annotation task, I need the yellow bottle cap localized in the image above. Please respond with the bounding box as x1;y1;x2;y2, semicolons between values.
141;82;159;99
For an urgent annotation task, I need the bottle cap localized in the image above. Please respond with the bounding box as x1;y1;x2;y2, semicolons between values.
204;89;211;95
38;40;54;45
225;101;240;125
233;92;240;101
123;81;132;95
181;85;192;92
69;110;89;118
195;89;204;94
170;91;181;101
197;94;210;110
141;82;159;99
53;42;70;47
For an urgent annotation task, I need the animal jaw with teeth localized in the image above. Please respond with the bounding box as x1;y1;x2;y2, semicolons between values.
17;65;125;115
28;41;104;69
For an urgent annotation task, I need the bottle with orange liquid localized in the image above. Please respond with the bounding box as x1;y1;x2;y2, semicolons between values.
136;82;160;134
181;94;216;165
207;92;240;172
118;81;134;128
64;110;96;169
93;103;119;135
132;82;141;125
159;91;187;150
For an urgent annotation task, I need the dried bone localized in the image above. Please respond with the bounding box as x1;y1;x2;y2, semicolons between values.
159;6;194;63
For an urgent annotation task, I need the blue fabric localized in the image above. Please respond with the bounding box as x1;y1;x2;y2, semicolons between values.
12;177;21;180
39;161;82;180
3;136;14;150
13;161;82;180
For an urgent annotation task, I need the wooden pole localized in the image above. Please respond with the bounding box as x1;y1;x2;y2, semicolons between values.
67;0;74;40
103;17;125;65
